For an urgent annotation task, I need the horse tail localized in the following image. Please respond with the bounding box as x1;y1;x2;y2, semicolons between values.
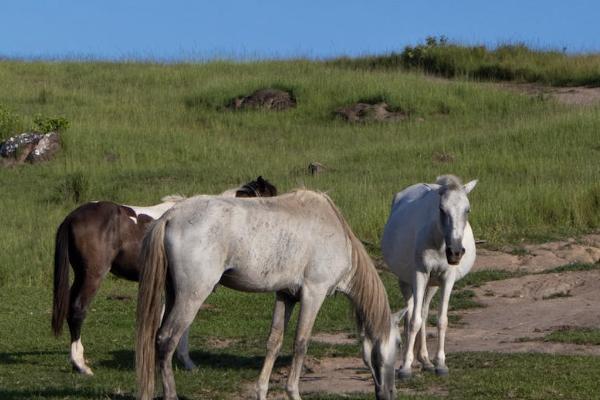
52;220;71;337
136;218;167;400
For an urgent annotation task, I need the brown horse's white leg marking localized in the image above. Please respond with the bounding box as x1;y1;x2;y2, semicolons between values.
70;338;93;375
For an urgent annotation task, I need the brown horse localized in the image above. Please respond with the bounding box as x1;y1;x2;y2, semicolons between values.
52;176;277;375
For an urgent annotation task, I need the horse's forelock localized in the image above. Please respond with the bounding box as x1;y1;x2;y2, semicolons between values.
436;175;463;192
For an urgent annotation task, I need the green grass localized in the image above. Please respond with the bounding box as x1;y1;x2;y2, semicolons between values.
540;262;600;275
544;327;600;346
1;59;599;287
329;38;600;86
2;277;600;400
454;270;526;289
1;57;600;399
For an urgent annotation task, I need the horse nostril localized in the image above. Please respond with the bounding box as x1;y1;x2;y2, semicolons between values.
460;247;465;255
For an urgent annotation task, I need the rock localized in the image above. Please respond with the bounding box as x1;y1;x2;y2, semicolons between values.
0;131;61;165
0;132;42;158
229;88;296;111
308;162;326;176
26;132;61;163
335;102;408;122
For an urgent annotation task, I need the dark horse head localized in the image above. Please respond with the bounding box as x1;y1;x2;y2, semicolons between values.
235;176;278;198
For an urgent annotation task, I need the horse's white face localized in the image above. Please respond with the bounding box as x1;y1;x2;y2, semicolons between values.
362;321;399;400
438;180;477;265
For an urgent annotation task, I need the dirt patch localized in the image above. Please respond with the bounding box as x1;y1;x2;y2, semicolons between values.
495;83;600;106
335;102;408;122
204;337;237;350
311;332;356;345
444;269;600;356
228;88;296;111
240;235;600;399
241;356;447;399
474;234;600;273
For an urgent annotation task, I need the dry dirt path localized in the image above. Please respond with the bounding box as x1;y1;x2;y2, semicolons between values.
241;234;600;398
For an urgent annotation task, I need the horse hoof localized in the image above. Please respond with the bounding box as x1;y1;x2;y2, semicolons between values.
435;366;449;376
72;364;94;376
181;361;197;371
421;363;436;373
396;369;412;380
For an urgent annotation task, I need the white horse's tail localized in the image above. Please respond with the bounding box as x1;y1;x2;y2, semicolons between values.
136;218;168;400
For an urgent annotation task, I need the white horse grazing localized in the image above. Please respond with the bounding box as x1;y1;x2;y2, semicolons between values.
136;190;399;400
382;175;477;378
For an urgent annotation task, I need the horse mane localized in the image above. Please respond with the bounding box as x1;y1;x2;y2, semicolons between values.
436;174;463;191
160;194;186;203
319;192;391;341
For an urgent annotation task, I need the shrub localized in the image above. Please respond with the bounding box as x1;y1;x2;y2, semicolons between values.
0;105;22;140
54;173;89;203
32;114;70;133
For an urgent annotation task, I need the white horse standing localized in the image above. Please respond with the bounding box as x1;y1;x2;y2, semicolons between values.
382;175;477;378
136;190;399;400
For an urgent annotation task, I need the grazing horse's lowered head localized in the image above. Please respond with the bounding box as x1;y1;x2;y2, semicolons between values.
436;175;477;265
235;175;277;197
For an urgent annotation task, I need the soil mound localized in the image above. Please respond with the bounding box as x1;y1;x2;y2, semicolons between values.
229;88;296;111
335;102;408;122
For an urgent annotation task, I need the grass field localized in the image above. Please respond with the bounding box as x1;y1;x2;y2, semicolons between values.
1;58;599;286
1;48;599;399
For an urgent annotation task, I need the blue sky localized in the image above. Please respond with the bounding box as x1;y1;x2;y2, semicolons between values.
1;0;599;60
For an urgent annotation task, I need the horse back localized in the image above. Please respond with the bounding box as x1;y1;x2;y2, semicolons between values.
63;201;150;281
164;193;351;294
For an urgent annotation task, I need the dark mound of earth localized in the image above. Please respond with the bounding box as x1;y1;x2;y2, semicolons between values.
335;102;408;122
229;88;296;111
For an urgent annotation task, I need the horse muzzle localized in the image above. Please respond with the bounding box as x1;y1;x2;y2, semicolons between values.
446;247;465;265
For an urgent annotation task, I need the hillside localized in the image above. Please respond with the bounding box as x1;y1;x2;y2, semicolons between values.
1;56;599;286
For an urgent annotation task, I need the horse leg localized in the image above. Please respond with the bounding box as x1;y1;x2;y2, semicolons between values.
286;287;327;400
67;268;106;375
398;271;428;380
416;286;438;372
434;277;455;376
398;281;413;351
157;284;214;400
176;329;196;370
256;292;296;400
160;279;196;371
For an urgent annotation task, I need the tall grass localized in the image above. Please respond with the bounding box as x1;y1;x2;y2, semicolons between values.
0;59;599;286
329;38;600;86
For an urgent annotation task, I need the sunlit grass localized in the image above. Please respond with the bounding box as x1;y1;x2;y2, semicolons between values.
1;60;599;286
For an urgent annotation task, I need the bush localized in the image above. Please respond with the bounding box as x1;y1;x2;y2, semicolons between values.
0;105;22;140
54;173;89;203
32;114;70;133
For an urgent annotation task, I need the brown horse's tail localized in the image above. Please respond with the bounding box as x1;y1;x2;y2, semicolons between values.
136;218;168;400
52;220;71;336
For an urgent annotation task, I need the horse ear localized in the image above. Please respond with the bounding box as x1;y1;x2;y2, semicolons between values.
257;176;266;189
464;179;478;194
